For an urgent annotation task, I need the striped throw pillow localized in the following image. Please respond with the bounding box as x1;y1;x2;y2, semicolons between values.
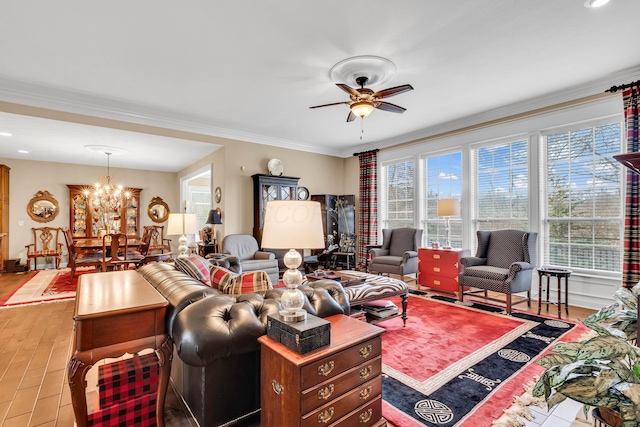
223;270;273;295
174;255;211;284
209;265;236;290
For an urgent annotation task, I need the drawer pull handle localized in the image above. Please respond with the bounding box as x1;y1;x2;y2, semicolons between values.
454;262;459;268
359;345;372;358
271;380;284;395
317;384;334;400
359;408;373;423
359;386;372;400
433;267;440;272
318;407;334;424
433;254;441;259
359;365;373;379
434;280;440;285
318;361;334;376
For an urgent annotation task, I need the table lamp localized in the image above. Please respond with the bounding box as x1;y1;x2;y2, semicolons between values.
437;199;459;250
167;213;198;258
261;200;325;322
205;209;222;244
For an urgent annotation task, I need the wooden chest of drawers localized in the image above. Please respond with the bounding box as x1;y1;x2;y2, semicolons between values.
418;248;470;293
259;315;386;427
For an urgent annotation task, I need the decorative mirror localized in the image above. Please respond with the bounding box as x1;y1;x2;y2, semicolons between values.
27;191;59;223
148;196;170;223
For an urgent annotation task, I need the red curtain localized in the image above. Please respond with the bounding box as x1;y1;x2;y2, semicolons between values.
623;86;640;288
357;150;378;269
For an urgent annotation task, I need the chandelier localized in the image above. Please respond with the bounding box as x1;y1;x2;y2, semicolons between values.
84;152;131;215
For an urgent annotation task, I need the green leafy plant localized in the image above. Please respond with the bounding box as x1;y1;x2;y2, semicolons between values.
583;283;639;343
533;335;640;426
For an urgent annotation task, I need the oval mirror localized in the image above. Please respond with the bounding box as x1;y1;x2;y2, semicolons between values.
27;191;59;223
148;196;170;223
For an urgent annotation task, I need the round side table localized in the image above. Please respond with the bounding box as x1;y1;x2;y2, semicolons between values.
537;267;572;319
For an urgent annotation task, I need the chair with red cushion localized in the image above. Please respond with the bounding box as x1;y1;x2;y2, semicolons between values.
25;227;63;271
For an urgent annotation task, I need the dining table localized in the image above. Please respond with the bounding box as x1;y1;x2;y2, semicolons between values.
74;238;143;253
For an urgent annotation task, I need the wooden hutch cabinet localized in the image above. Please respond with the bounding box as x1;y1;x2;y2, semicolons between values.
67;185;142;239
252;174;300;244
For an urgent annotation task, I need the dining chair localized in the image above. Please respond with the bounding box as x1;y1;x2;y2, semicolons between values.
25;227;64;271
61;227;102;283
101;233;144;271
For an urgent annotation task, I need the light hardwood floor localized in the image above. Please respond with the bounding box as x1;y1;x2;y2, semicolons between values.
0;270;596;426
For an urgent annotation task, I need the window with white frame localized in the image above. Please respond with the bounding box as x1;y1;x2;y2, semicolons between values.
422;152;463;247
543;121;623;272
472;139;529;232
381;160;415;229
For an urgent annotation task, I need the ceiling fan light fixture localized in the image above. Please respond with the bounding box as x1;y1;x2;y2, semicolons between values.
351;101;374;118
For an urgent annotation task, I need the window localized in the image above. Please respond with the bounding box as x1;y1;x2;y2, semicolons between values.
473;139;529;232
382;160;415;229
544;122;623;272
422;152;462;247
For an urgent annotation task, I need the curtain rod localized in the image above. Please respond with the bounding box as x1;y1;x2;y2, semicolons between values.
353;148;379;157
605;80;640;93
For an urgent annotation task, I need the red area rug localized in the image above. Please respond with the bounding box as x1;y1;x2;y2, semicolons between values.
376;293;588;427
0;267;95;307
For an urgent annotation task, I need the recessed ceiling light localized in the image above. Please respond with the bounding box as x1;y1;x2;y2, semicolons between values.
584;0;610;8
18;150;29;154
0;132;12;137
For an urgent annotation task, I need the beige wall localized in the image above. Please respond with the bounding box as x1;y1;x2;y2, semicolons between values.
0;158;178;264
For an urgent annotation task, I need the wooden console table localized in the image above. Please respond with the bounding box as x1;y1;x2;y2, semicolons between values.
259;315;386;427
67;270;172;427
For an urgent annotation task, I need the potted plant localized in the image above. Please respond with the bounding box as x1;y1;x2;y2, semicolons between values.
582;283;639;344
533;334;640;426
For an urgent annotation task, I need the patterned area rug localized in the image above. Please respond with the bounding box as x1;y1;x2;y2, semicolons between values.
0;267;94;307
378;292;588;427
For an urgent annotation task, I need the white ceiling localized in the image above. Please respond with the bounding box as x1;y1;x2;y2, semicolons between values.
0;0;639;172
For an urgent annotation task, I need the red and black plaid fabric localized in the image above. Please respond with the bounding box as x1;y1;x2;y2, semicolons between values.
357;149;379;269
87;393;157;427
623;87;640;288
97;353;159;409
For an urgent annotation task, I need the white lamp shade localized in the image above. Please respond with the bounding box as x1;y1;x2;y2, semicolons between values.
437;199;460;217
167;213;199;235
261;200;325;249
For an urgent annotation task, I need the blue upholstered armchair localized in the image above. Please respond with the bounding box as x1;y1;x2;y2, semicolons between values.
458;229;537;314
368;228;423;282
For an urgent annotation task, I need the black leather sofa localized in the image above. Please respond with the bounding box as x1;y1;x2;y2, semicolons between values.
136;262;350;427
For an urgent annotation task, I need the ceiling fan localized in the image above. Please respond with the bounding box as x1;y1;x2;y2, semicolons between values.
310;76;413;122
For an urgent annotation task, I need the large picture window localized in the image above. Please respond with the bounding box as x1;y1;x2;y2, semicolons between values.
422;152;462;247
381;160;415;229
544;121;623;272
473;139;529;232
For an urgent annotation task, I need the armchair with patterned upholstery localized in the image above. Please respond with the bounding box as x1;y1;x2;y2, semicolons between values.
458;229;537;314
25;227;63;271
221;234;279;284
368;228;423;282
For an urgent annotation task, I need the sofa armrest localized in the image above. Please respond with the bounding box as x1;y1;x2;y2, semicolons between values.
460;257;487;267
254;251;275;260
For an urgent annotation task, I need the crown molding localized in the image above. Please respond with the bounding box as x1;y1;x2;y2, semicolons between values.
0;76;346;158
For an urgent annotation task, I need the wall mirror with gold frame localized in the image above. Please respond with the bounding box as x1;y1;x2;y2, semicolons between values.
148;196;170;223
27;191;59;223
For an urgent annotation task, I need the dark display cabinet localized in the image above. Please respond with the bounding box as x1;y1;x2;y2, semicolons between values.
252;174;300;244
310;194;356;255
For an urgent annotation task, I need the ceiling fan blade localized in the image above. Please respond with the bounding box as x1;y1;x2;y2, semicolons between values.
346;111;356;122
309;101;350;109
336;83;361;98
372;84;414;99
375;101;407;114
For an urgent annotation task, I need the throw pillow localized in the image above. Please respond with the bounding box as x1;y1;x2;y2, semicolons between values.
174;255;211;284
223;270;273;295
209;265;236;290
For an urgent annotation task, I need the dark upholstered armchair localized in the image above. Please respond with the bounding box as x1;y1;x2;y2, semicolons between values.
458;229;538;314
221;234;279;284
368;228;423;282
